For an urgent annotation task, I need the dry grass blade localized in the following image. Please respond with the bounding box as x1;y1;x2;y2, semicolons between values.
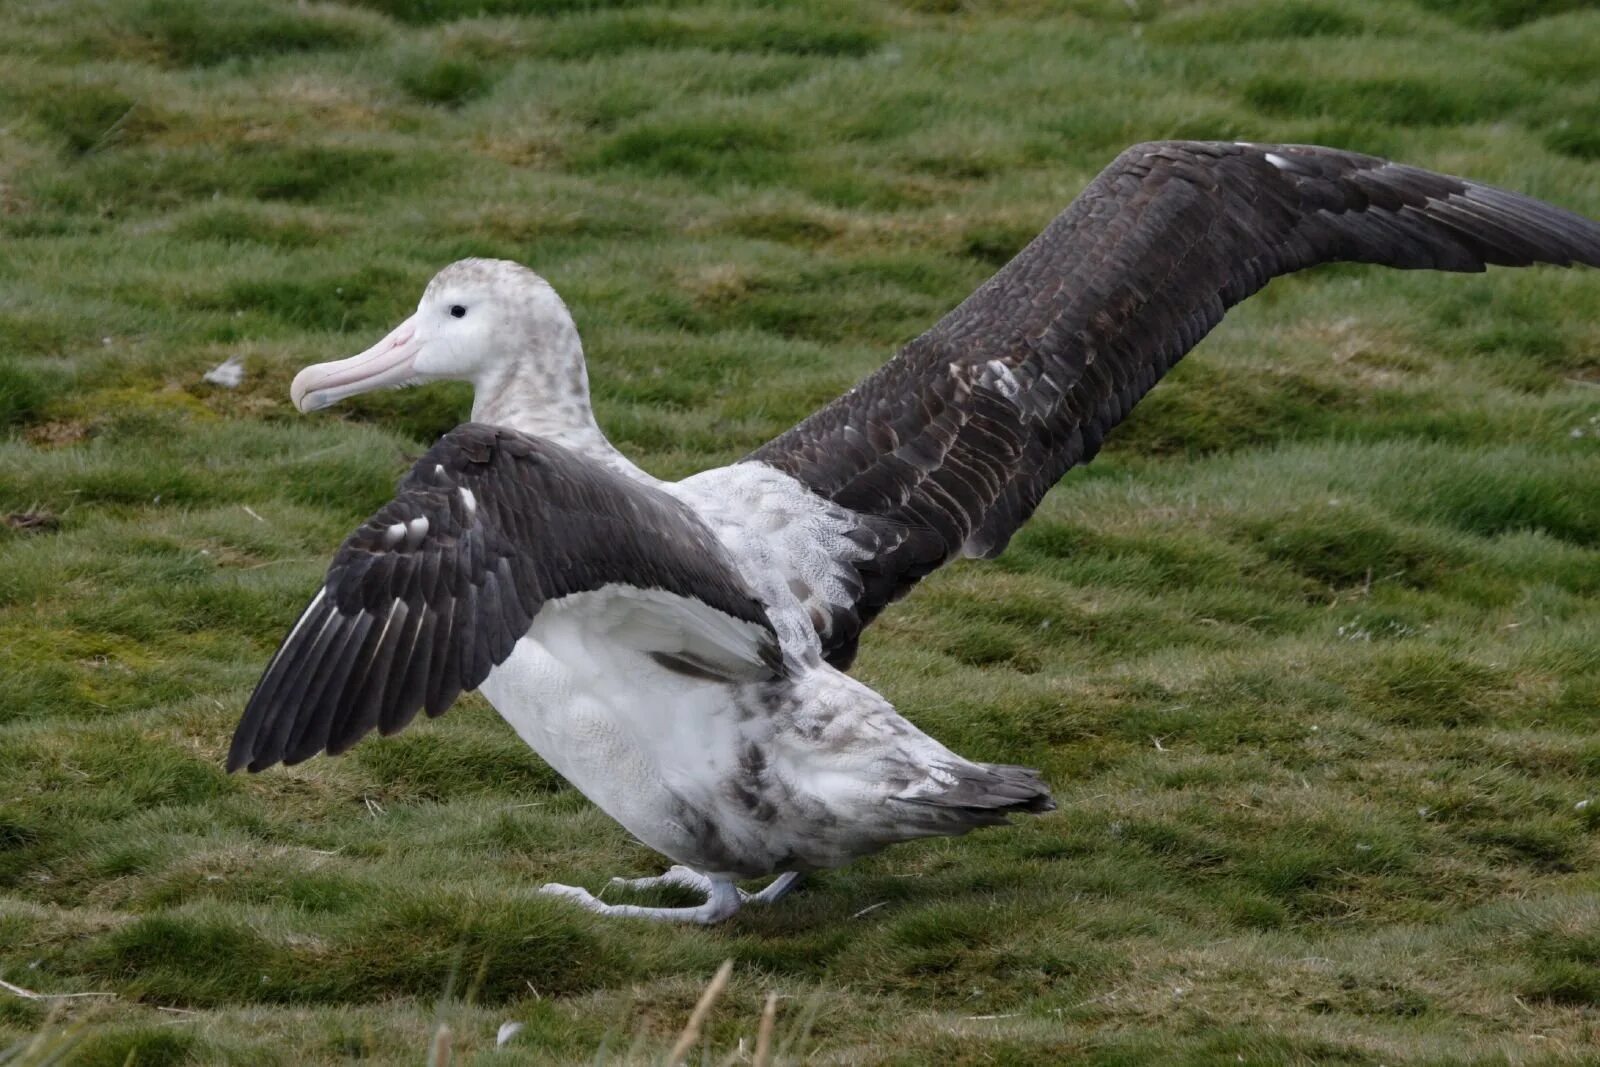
753;992;778;1067
667;960;734;1066
426;1023;451;1067
0;980;113;1003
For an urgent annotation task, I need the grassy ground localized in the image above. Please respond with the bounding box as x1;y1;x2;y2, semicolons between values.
2;0;1599;1062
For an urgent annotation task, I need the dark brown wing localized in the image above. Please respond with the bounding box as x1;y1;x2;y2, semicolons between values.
746;140;1600;668
229;423;778;773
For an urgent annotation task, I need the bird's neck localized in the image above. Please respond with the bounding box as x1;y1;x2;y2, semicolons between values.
471;336;656;485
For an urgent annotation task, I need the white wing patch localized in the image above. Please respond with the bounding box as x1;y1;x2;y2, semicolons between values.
383;516;431;550
982;358;1022;405
544;585;776;682
459;486;477;517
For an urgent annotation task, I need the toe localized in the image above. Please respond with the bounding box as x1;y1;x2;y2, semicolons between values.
537;883;595;905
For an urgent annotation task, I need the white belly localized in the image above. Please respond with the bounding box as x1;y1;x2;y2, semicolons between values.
474;584;994;878
475;607;783;876
477;636;664;845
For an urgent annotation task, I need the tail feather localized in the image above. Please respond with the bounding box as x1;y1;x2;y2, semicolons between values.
896;762;1055;827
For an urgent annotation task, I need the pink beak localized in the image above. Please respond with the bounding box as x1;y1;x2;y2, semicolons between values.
290;316;421;413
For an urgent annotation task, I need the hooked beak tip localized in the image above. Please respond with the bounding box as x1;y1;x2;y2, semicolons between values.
288;369;324;414
288;315;421;414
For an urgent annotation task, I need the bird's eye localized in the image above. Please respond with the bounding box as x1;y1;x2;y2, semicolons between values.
449;305;467;319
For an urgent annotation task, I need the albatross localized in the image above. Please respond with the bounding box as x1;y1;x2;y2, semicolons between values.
229;141;1600;923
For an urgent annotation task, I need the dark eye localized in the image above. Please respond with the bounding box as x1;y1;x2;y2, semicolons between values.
449;305;467;318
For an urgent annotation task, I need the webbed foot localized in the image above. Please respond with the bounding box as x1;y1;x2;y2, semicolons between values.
537;878;741;924
606;864;712;894
539;868;804;922
606;866;804;905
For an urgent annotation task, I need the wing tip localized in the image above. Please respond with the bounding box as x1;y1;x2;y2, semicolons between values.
225;715;260;774
224;738;280;774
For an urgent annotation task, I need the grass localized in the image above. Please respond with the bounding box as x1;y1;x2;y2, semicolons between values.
2;0;1599;1062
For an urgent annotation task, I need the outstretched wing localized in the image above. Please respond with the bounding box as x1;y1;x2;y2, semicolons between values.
229;423;778;773
746;140;1600;668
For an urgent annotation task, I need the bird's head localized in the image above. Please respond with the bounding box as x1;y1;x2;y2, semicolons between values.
290;258;578;413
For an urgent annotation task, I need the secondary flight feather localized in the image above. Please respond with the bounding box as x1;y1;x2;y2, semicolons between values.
231;141;1600;923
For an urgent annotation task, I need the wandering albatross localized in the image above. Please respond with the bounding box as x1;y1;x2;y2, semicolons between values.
229;141;1600;923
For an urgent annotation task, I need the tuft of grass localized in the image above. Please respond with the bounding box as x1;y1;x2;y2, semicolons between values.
531;9;883;61
202;265;416;333
345;0;650;25
1522;924;1600;1005
351;712;565;799
1151;1;1370;43
0;362;60;431
1240;73;1523;127
26;143;452;216
70;1027;201;1067
1410;0;1593;30
1544;111;1600;161
588;116;796;185
399;56;496;107
127;0;372;67
1107;357;1355;457
25;83;145;156
1234;501;1467;592
173;204;348;249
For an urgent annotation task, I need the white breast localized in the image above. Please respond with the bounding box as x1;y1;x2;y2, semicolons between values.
476;594;774;872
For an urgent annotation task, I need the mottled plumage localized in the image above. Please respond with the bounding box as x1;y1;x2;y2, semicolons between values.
234;141;1600;923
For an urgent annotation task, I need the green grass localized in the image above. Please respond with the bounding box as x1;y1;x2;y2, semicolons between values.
3;0;1600;1062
